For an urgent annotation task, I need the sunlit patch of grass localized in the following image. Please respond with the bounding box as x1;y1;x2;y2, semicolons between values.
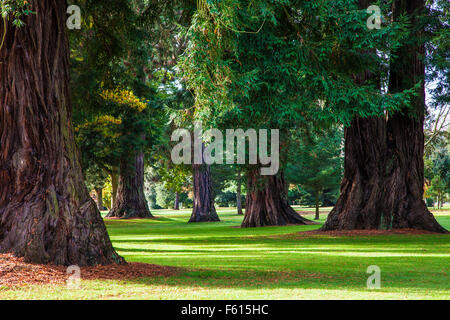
1;207;449;300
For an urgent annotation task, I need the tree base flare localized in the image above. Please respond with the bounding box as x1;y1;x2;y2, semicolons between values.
0;0;123;266
189;163;220;223
242;170;314;228
106;153;153;219
321;117;447;234
0;195;124;266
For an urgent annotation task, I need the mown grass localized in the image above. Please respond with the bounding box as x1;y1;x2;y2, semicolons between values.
1;206;449;300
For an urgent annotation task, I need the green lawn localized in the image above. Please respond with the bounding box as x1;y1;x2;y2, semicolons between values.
1;207;449;300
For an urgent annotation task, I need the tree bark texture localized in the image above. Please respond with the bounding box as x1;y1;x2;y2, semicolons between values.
107;153;152;218
189;163;220;222
0;0;124;265
383;0;446;232
321;117;388;230
241;168;313;228
111;170;118;207
322;0;446;233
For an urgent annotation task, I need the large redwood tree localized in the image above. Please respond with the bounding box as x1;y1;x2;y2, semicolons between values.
383;0;446;232
322;0;446;233
321;116;388;230
0;0;124;265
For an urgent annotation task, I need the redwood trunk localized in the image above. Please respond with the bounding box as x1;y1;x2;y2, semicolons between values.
322;0;446;233
111;170;119;207
236;171;244;215
95;188;104;211
189;163;220;222
107;153;152;218
321;0;389;231
0;1;123;266
241;168;313;228
321;117;388;230
383;0;446;232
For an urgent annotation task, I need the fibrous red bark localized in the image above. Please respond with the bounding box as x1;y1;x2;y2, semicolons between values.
189;163;220;222
107;153;152;219
242;168;313;228
322;0;446;233
111;169;119;207
382;0;446;232
321;117;388;230
0;0;124;265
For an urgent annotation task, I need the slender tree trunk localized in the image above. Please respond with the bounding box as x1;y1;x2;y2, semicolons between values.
242;168;313;228
107;153;153;218
0;0;123;266
236;171;244;215
111;170;119;207
314;190;320;220
95;188;104;211
383;0;446;232
174;192;180;210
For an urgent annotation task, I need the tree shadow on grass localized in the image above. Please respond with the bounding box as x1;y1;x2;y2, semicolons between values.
110;266;449;294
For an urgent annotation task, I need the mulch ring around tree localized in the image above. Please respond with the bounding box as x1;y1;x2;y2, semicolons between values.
0;253;180;288
296;229;444;237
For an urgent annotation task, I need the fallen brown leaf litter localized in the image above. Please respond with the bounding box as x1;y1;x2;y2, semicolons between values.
0;253;179;288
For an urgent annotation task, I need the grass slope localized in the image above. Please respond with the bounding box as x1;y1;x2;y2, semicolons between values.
1;207;449;299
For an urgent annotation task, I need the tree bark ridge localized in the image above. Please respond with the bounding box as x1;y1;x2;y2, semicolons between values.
0;0;124;265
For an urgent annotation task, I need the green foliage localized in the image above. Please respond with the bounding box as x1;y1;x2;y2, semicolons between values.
75;115;122;175
215;191;238;207
424;0;449;113
179;0;410;133
84;163;109;192
144;166;193;209
0;0;33;52
155;183;176;209
0;0;33;27
70;0;165;182
286;125;343;207
425;145;450;208
158;163;192;194
426;197;435;207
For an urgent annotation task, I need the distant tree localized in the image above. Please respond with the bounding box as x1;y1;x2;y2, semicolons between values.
85;164;109;211
286;127;343;220
75;115;122;208
426;147;450;209
70;1;166;219
158;163;192;210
